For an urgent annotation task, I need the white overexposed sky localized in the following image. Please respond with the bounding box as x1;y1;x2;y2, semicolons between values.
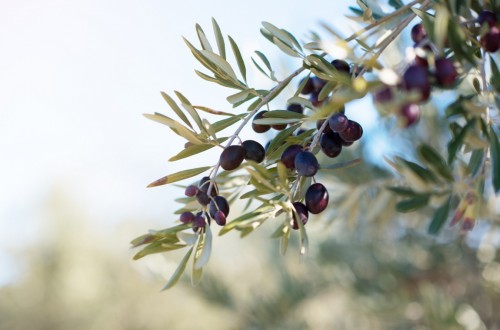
0;0;365;285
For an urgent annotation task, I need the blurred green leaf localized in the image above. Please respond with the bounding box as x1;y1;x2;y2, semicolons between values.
490;56;500;93
448;119;476;164
192;234;205;286
396;157;438;183
488;125;500;193
386;186;420;197
395;194;430;213
194;226;212;269
418;144;454;182
147;166;212;187
428;195;452;235
161;246;194;291
468;149;484;176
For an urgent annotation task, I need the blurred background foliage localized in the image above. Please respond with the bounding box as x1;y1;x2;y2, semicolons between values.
2;168;500;329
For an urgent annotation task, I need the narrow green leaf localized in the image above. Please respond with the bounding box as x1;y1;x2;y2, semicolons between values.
282;28;303;52
195;24;213;52
211;113;245;133
280;227;291;255
174;91;205;132
191;234;205;286
212;18;226;59
147;166;212;187
397;157;438;182
448;119;476;164
418;144;454;181
228;36;246;82
468;149;484;176
200;50;239;82
490;56;500;93
261;21;294;47
195;70;226;86
133;242;186;260
161;92;192;129
428;195;452;235
292;205;308;255
253;117;301;125
161;246;194;291
273;37;302;58
169;143;216;162
172;121;204;144
395;194;430;213
434;6;449;52
266;124;301;159
194;226;212;269
251;57;273;80
130;233;158;248
254;51;272;72
143;113;203;144
386;186;420;197
183;37;220;73
489;125;500;193
227;89;253;104
192;105;235;116
263;110;305;119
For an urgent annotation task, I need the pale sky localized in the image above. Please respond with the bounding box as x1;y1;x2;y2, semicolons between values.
0;1;357;284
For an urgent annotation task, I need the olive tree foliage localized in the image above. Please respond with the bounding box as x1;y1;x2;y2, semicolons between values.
131;0;500;289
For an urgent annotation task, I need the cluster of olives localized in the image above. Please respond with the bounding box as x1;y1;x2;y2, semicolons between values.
182;176;228;232
180;139;267;232
300;59;352;107
375;10;499;127
374;22;459;127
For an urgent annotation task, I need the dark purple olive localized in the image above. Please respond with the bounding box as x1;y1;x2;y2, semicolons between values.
209;195;230;219
305;183;329;214
242;140;265;163
328;113;349;133
300;77;315;95
402;64;431;102
281;144;303;169
196;176;217;205
295;151;319;177
411;23;427;43
481;26;500;53
434;58;457;86
287;103;304;114
180;211;195;224
220;145;245;171
400;104;420;127
185;185;198;197
213;210;226;226
331;59;350;75
320;131;342;158
338;120;363;142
